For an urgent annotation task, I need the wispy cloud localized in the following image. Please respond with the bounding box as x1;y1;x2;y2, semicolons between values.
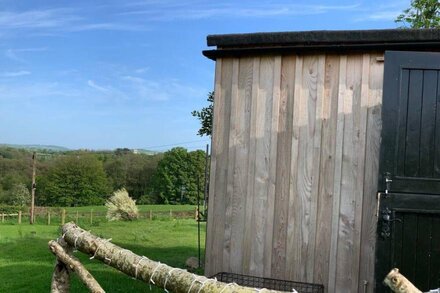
1;70;31;77
0;8;147;37
135;67;149;74
5;47;48;62
357;10;401;21
87;80;111;93
0;9;79;30
120;2;361;20
122;75;206;102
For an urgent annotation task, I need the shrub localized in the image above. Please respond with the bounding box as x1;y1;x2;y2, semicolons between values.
105;188;139;221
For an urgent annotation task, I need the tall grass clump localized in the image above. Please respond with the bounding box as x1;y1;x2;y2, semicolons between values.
105;188;139;221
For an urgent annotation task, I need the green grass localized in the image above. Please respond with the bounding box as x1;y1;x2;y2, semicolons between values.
0;219;205;292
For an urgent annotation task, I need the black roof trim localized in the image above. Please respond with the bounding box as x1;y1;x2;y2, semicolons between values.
204;29;440;60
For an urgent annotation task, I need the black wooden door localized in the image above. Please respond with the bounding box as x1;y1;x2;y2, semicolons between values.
376;51;440;292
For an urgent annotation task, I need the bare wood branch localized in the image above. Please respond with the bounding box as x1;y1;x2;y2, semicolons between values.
383;268;422;293
49;240;105;293
61;222;290;293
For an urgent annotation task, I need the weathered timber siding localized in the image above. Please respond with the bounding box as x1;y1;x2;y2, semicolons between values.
205;53;384;293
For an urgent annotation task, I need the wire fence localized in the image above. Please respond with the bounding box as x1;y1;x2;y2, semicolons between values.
0;209;198;225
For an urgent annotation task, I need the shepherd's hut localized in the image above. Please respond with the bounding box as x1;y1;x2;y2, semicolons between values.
202;29;440;292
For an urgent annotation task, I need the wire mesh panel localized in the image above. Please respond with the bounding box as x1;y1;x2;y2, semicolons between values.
211;272;324;293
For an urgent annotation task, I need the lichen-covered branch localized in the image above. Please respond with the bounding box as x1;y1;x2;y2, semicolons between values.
49;240;105;293
50;238;71;293
61;222;289;293
51;257;70;293
383;268;422;293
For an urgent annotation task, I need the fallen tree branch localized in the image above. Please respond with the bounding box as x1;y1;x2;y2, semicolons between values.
60;222;289;293
383;268;422;293
51;256;70;293
49;240;105;293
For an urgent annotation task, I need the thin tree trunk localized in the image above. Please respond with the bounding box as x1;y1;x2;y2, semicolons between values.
49;240;104;293
61;222;288;293
383;268;422;293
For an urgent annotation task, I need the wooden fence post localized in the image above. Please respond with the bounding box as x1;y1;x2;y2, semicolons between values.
90;210;93;225
149;210;152;220
61;209;66;225
48;211;51;225
1;213;4;223
18;211;22;224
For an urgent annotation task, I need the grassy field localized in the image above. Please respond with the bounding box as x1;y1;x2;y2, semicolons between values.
0;218;205;292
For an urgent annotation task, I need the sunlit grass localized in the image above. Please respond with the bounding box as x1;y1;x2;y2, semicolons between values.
0;218;205;292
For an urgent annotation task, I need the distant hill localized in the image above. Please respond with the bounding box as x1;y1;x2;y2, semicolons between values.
133;149;160;155
0;144;70;152
0;144;160;155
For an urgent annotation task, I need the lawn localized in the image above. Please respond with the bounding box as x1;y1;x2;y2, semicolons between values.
0;218;205;292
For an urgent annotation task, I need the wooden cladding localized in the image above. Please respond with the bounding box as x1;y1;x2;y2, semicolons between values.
205;53;384;293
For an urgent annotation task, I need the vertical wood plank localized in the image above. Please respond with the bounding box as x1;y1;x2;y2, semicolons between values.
223;59;240;272
328;55;346;293
335;54;364;292
250;56;274;276
293;55;324;282
263;56;282;277
204;58;222;276
420;70;438;177
229;58;253;273
313;54;340;287
285;55;302;280
242;57;260;274
271;55;295;279
405;70;423;177
358;53;383;293
205;58;233;276
350;53;370;292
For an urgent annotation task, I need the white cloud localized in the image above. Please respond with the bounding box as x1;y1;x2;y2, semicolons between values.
1;70;31;77
359;10;401;21
120;2;361;20
0;9;79;30
121;75;206;102
135;67;149;74
0;8;147;37
5;47;48;62
87;80;111;93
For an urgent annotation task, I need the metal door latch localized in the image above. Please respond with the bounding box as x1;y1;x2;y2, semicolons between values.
380;207;402;239
385;172;392;194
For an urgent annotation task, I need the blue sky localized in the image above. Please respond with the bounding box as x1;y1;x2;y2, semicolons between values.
0;0;408;151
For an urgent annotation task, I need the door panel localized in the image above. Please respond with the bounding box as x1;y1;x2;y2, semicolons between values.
375;193;440;292
376;51;440;292
379;51;440;194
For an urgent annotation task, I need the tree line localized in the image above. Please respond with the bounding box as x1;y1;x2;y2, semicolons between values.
0;147;207;207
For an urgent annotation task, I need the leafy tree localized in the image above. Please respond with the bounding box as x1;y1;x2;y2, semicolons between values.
7;183;30;207
191;91;214;137
151;147;206;204
396;0;440;28
37;155;111;206
103;152;161;200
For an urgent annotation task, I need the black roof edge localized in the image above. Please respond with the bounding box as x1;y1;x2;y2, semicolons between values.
204;29;440;60
207;29;440;47
203;41;440;60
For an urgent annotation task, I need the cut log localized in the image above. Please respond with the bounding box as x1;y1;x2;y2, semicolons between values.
383;268;422;293
60;222;289;293
49;240;104;293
